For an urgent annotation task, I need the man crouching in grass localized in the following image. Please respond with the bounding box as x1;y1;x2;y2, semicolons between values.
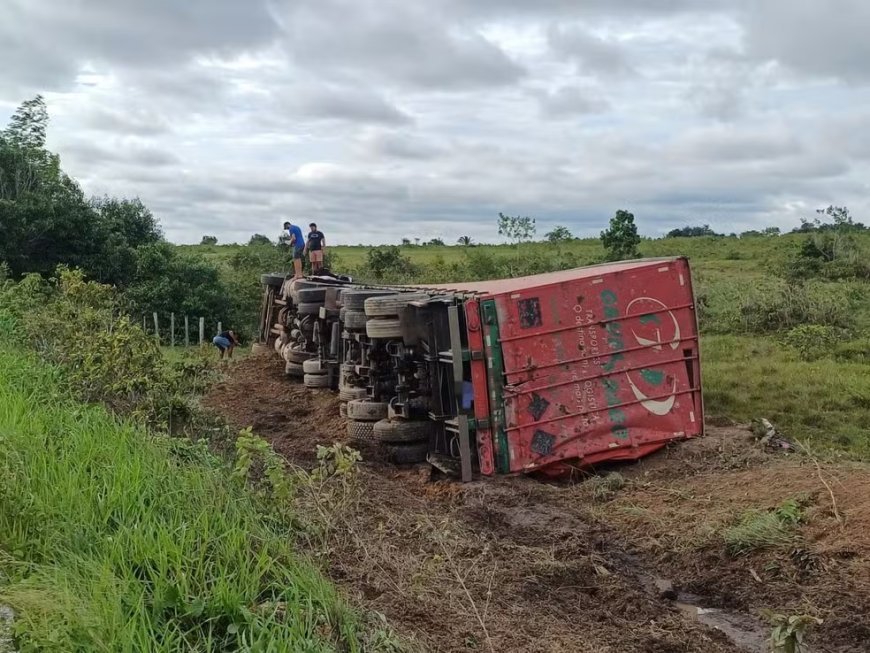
212;329;240;360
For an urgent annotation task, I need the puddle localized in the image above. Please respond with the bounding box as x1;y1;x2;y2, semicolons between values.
674;592;767;653
632;565;768;653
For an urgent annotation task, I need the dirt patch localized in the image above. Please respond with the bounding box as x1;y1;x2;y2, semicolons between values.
205;357;870;652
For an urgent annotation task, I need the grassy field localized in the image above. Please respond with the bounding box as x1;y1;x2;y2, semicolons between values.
0;347;372;652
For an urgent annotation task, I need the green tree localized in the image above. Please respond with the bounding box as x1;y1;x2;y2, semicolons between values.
3;95;48;149
425;238;445;246
400;238;411;246
601;210;641;261
365;246;417;280
200;235;218;245
666;224;719;238
249;234;273;246
545;225;572;242
497;212;536;244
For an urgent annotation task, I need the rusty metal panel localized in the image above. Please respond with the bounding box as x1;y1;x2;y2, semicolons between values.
488;257;701;473
463;299;497;476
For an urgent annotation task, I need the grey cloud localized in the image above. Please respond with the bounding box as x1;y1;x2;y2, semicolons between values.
537;86;611;118
284;85;412;125
57;138;180;168
357;130;445;160
548;25;636;77
280;0;525;90
739;0;870;82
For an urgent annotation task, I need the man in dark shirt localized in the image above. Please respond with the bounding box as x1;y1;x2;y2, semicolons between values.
304;223;326;273
212;329;240;360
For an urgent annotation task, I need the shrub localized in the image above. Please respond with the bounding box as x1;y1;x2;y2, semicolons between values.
601;209;640;261
780;324;849;361
362;246;418;281
738;282;854;333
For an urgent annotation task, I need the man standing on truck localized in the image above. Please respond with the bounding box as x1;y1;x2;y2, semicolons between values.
304;222;326;274
283;221;305;278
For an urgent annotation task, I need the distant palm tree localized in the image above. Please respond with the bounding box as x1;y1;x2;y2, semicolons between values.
457;235;473;246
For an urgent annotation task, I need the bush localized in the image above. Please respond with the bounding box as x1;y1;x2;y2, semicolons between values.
724;499;802;555
737;283;854;333
780;324;849;361
361;246;418;281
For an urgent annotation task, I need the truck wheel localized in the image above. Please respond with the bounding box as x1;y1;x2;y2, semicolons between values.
304;373;330;388
342;290;393;311
297;287;327;303
382;441;429;464
343;311;367;330
261;273;287;288
302;358;325;374
374;419;432;444
339;387;368;402
288;347;316;364
364;293;429;317
347;400;388;421
366;317;402;339
296;301;322;316
348;420;377;443
273;338;284;354
285;362;304;377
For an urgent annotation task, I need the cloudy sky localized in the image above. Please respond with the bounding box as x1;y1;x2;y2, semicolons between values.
2;0;869;244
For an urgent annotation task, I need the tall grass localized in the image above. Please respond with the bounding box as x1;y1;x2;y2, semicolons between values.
0;348;366;652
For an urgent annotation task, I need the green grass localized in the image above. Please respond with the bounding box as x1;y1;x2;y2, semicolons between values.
723;499;803;555
703;335;870;456
0;347;367;652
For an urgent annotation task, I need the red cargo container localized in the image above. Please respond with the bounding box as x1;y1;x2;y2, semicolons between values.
419;257;702;475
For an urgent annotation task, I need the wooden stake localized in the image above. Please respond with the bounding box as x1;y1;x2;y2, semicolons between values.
199;317;205;345
170;313;175;347
185;316;190;347
153;312;159;343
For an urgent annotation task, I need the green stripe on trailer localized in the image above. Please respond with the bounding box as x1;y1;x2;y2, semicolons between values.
482;300;510;474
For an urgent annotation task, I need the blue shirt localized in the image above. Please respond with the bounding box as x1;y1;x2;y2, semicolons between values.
286;224;304;250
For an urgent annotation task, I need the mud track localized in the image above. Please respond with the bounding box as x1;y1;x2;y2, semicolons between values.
205;355;870;653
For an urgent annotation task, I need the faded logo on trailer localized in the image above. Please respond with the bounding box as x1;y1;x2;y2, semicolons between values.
624;297;680;416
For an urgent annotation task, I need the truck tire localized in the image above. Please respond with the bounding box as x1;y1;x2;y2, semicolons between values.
348;420;377;443
273;338;284;354
296;301;322;316
285;362;304;377
343;311;367;330
374;419;433;444
297;287;327;303
366;317;402;339
302;358;325;374
347;400;388;421
304;373;330;388
288;347;316;364
339;387;368;402
383;441;429;464
364;293;429;317
261;273;287;288
342;290;393;311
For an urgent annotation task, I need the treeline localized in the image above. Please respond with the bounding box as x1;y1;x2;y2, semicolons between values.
0;96;235;331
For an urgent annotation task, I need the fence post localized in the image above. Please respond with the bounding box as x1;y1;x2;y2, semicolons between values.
170;313;175;347
217;321;222;335
185;316;190;347
153;312;159;344
199;318;205;345
143;315;147;332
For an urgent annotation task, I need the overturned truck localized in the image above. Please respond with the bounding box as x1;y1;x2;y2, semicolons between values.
258;258;703;480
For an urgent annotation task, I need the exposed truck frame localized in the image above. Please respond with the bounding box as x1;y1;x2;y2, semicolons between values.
259;257;703;480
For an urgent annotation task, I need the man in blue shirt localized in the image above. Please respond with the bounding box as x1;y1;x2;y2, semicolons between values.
283;221;305;278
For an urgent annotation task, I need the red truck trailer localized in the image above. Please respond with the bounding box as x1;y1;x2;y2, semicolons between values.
260;257;703;480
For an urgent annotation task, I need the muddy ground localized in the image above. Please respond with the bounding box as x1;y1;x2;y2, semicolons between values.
204;355;870;653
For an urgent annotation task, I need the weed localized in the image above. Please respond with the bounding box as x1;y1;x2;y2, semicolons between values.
724;499;803;555
762;611;823;653
588;473;627;501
